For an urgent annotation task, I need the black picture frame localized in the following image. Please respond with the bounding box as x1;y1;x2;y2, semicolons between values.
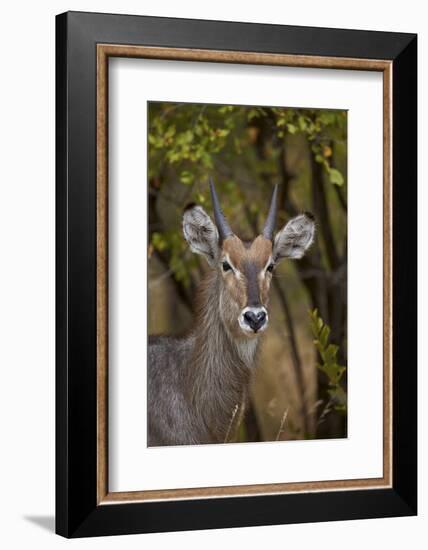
56;11;417;538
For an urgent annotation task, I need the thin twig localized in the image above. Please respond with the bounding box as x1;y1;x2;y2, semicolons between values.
316;397;334;427
275;407;290;441
224;404;239;443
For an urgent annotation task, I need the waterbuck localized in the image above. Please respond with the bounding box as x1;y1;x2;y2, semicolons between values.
148;181;315;446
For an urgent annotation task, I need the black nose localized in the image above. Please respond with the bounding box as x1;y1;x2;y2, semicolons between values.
244;310;267;332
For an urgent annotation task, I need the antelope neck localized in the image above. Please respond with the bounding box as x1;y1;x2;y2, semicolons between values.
187;269;259;439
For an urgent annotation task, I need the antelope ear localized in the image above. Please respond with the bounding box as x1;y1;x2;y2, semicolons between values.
182;204;220;266
273;213;315;261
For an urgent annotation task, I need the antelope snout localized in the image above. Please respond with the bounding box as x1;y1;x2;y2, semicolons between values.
239;306;268;334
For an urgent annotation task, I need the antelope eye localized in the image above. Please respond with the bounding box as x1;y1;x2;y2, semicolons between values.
266;263;275;273
222;261;232;272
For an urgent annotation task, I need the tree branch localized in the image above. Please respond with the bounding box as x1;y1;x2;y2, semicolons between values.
310;154;339;270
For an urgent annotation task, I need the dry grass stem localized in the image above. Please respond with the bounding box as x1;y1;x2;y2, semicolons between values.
224;404;239;443
275;407;290;441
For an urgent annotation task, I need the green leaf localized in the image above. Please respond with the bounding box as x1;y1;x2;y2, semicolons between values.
298;115;308;131
179;171;194;185
218;105;234;114
324;344;339;364
328;167;344;186
164;125;176;139
247;108;260;121
217;128;230;138
151;232;167;252
308;309;347;415
319;325;330;348
320;362;344;385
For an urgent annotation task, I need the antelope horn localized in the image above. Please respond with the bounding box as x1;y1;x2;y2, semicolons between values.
209;178;234;242
262;185;279;240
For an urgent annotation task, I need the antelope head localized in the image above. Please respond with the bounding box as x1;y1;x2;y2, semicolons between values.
183;180;315;339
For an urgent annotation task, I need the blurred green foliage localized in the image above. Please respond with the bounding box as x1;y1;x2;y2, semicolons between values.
148;101;347;274
149;102;346;189
310;309;347;415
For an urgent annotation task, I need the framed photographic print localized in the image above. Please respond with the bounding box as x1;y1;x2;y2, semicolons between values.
56;11;417;538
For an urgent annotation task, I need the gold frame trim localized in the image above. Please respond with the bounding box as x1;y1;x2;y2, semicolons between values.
96;44;393;504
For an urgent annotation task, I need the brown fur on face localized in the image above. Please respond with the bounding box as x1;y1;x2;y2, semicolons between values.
219;235;273;337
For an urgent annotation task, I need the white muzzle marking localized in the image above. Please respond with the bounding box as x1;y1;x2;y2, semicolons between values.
239;306;268;334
